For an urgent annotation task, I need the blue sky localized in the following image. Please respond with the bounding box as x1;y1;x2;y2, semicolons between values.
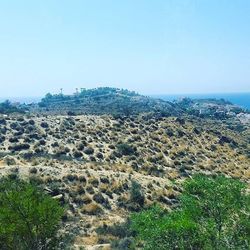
0;0;249;97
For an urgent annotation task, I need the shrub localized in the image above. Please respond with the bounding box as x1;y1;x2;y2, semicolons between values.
67;111;76;116
28;119;35;125
55;146;70;156
9;143;30;151
84;147;94;155
93;193;111;209
65;174;78;182
4;157;16;166
128;180;145;211
76;142;85;151
39;139;46;146
73;150;83;158
96;220;136;249
131;175;250;250
96;152;104;159
0;118;6;125
81;202;103;215
29;167;38;174
96;220;134;238
51;141;59;148
0;135;5;143
82;194;92;204
40;121;49;128
0;177;64;250
88;177;99;187
9;137;19;143
111;237;135;250
117;143;136;156
93;193;106;204
78;175;87;183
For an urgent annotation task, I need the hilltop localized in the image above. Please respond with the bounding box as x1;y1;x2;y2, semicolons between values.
33;87;180;116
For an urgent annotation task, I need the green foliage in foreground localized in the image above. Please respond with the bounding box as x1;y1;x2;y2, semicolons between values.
131;175;250;250
0;176;64;250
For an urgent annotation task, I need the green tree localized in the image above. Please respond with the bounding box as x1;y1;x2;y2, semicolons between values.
0;176;64;250
0;100;25;114
131;175;250;250
130;180;145;208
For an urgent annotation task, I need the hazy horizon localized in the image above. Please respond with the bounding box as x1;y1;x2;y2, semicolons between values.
0;1;250;97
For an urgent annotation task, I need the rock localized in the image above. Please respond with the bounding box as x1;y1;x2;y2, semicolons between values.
44;187;53;194
52;194;63;201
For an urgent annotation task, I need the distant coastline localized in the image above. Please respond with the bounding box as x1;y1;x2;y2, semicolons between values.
152;92;250;110
0;92;249;110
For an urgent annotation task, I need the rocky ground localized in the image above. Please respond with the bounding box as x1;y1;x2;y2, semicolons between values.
0;113;249;249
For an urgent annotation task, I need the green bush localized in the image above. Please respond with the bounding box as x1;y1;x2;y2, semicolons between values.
131;175;250;250
117;143;136;156
96;220;136;250
0;176;64;250
130;180;145;208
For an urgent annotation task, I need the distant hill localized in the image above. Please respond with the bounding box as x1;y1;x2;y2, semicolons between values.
0;100;27;114
10;87;247;120
33;87;181;116
174;97;248;119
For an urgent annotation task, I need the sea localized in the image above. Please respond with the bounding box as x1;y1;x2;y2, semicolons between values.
0;93;249;110
0;97;41;104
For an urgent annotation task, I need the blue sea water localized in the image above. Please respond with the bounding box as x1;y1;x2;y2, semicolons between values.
0;97;41;104
152;93;250;110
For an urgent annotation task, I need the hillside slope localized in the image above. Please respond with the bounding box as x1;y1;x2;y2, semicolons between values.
0;113;249;248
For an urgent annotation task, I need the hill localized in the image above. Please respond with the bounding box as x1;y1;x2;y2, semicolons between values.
27;87;249;121
0;112;249;248
0;87;249;248
33;87;181;116
175;97;248;119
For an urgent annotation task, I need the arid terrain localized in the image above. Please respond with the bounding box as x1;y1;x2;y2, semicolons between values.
0;110;249;249
1;0;250;246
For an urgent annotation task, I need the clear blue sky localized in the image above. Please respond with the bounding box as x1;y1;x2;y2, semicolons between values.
0;0;249;97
